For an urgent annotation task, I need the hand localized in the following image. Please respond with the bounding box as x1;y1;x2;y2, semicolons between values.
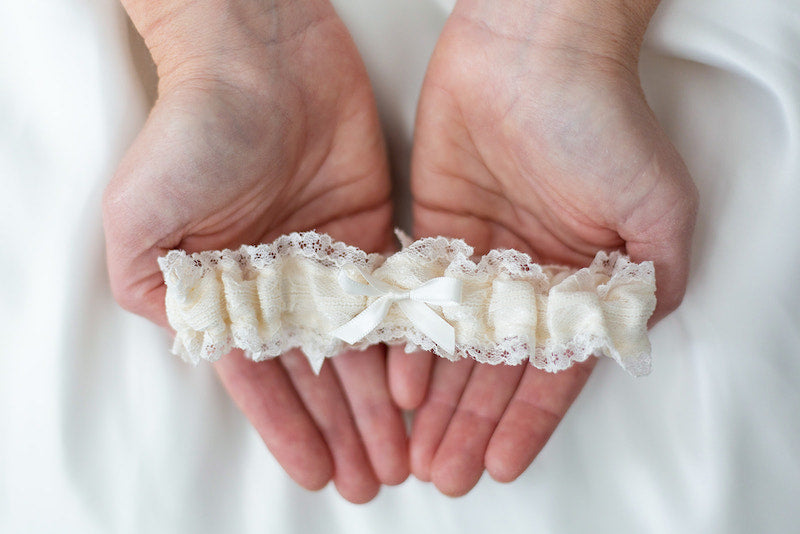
389;0;698;495
104;0;407;503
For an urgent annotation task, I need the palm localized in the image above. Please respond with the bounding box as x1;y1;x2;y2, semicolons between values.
104;9;405;503
415;15;693;267
106;17;391;305
390;13;697;495
140;65;392;261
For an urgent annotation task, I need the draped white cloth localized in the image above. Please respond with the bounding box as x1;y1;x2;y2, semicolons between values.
1;0;798;532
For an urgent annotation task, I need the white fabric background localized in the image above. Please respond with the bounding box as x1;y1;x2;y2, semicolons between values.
1;0;798;532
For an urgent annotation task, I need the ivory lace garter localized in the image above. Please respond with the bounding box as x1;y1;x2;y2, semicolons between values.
158;231;656;376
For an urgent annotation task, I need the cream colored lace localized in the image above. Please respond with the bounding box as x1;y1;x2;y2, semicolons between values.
158;231;656;376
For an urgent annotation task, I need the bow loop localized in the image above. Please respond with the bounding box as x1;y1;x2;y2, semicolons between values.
409;277;462;305
331;263;462;355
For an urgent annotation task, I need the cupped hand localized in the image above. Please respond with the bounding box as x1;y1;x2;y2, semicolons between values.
389;0;698;496
104;0;407;503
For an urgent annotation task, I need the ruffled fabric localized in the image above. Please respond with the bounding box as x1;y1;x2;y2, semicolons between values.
158;231;656;376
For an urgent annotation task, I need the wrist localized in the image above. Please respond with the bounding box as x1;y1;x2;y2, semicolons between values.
452;0;660;71
122;0;336;82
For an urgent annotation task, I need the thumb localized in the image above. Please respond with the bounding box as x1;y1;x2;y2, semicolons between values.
619;148;699;325
102;100;196;329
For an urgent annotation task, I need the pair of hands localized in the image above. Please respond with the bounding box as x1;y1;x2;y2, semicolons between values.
103;0;697;503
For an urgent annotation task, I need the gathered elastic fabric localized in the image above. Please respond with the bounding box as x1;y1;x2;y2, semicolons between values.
158;230;657;376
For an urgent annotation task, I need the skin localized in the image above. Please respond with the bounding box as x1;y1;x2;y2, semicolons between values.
388;0;698;496
105;0;697;502
104;0;408;503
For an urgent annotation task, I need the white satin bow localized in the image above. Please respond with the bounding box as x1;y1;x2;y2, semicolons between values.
331;263;462;355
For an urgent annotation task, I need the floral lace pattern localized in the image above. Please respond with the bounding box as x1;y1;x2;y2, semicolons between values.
158;231;656;375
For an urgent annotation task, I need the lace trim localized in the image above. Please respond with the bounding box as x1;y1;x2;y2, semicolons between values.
158;230;656;376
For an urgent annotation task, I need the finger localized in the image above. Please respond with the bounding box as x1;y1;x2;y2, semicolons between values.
485;359;595;483
409;357;474;481
429;362;525;496
332;346;409;486
213;350;333;491
281;350;380;504
387;346;434;410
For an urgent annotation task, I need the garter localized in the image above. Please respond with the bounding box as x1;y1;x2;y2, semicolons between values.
158;230;656;376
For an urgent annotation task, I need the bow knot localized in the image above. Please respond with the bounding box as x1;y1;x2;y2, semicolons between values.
331;263;462;355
